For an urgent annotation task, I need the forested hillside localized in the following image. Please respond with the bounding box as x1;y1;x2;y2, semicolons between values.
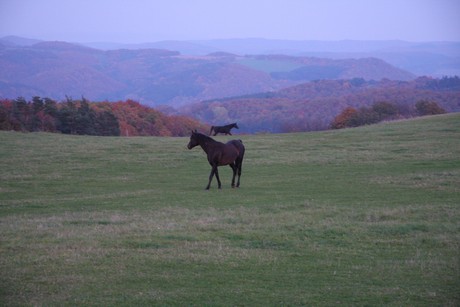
1;38;458;135
2;76;458;136
2;76;458;135
0;97;208;136
0;40;414;106
180;76;460;133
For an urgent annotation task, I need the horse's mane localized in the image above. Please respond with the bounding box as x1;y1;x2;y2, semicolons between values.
194;132;218;143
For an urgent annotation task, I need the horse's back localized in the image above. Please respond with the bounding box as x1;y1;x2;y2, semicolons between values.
227;139;245;158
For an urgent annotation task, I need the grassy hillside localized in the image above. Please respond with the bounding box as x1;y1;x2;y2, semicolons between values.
1;114;459;305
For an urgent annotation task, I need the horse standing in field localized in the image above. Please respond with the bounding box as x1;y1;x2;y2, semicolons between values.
187;130;245;190
209;123;239;136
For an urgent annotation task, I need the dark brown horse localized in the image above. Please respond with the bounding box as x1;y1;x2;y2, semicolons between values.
209;123;239;136
187;130;245;190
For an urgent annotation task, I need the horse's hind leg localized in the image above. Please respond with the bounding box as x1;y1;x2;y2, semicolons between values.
230;163;237;188
236;160;243;187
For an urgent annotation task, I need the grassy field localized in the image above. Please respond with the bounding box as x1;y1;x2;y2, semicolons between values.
1;113;459;306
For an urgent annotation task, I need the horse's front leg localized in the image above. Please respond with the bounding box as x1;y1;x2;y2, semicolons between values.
206;166;215;190
207;165;221;189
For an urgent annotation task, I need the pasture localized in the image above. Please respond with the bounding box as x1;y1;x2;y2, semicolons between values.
1;114;459;305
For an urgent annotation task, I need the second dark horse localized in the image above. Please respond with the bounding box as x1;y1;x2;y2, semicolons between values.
187;130;245;190
209;123;239;136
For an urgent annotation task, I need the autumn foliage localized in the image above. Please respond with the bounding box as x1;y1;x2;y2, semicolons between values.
183;77;459;133
415;100;446;116
331;100;446;129
330;107;359;129
0;97;208;136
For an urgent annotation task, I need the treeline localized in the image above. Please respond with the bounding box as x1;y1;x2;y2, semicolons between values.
330;100;446;129
0;97;208;136
417;76;460;91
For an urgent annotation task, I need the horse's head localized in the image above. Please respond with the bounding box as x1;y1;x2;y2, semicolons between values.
187;130;199;149
233;123;239;129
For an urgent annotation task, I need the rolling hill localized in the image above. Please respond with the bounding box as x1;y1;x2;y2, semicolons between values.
1;113;459;305
0;38;415;106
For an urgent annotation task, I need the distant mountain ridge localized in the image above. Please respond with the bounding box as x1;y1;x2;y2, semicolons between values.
1;37;415;106
2;36;459;77
0;35;42;47
83;38;460;77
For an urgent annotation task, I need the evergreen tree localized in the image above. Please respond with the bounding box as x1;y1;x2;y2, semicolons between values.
57;97;78;134
75;98;96;135
12;97;29;131
95;110;120;136
30;96;44;131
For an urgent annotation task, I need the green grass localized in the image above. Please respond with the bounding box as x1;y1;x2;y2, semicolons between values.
1;114;459;306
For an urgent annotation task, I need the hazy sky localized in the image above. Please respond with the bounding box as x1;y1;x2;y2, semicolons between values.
1;0;459;43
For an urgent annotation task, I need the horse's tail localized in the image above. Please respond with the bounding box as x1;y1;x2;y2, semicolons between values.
209;126;214;135
233;139;245;158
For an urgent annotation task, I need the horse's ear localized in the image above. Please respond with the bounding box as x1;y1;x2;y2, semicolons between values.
194;129;197;133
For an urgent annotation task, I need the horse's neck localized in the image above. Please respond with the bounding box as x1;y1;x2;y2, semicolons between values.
198;136;220;154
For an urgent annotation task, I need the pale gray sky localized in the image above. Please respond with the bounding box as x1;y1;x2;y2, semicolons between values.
1;0;459;43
